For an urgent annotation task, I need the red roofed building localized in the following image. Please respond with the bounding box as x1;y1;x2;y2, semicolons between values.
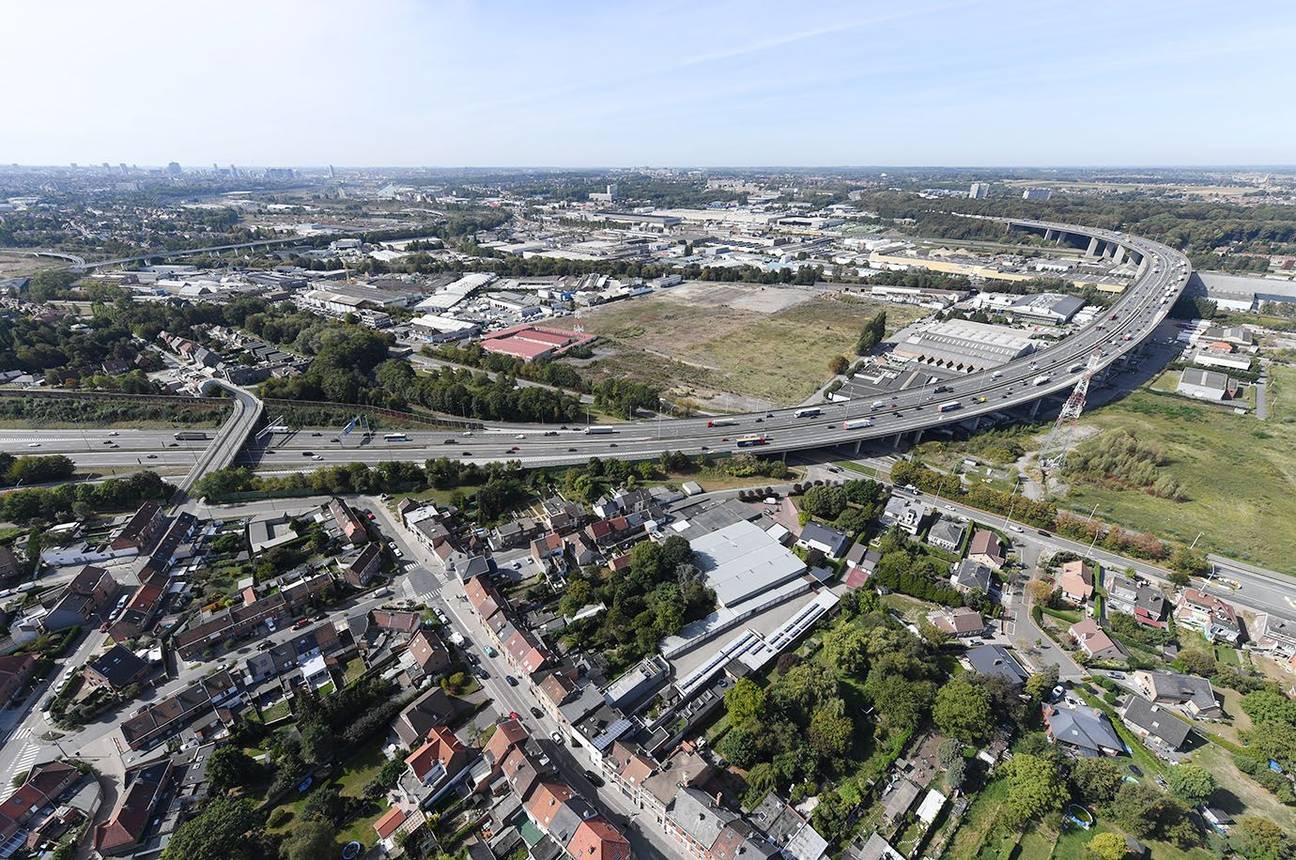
328;497;368;545
484;717;529;767
479;324;595;362
404;726;470;786
505;628;552;676
0;760;82;848
567;818;633;860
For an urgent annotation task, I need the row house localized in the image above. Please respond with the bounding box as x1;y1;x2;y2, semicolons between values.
0;760;82;853
1174;588;1241;644
175;572;333;660
1251;613;1296;658
1106;574;1168;628
339;542;382;588
42;565;120;632
542;497;589;536
107;501;168;553
120;670;241;751
584;512;648;550
328;497;369;546
107;578;166;643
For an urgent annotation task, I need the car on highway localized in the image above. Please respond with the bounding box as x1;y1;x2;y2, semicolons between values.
506;675;519;686
443;439;455;445
543;431;558;436
463;450;472;456
515;434;526;439
108;431;118;436
567;447;577;452
302;451;313;457
26;442;39;448
146;454;157;459
313;455;323;460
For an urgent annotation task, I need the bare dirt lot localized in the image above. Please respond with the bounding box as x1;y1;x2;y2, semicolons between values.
552;282;922;410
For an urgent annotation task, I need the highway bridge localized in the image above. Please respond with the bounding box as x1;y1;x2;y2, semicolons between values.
1;217;1188;475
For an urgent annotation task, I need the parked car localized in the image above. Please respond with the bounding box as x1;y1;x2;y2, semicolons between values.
530;706;544;719
506;675;519;687
583;770;604;787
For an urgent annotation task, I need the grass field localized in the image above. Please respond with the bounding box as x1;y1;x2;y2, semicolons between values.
1064;365;1296;572
558;285;921;408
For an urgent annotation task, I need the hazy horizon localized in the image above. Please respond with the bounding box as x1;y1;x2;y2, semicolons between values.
7;0;1296;168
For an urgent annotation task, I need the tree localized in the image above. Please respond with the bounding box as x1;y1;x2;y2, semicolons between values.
822;624;870;676
303;786;348;826
1232;816;1296;860
162;797;263;860
1169;546;1210;579
808;698;854;761
801;485;848;520
1025;665;1060;702
828;355;849;376
998;753;1068;828
282;820;338;860
725;678;767;726
207;745;259;793
1242;689;1296;727
933;675;993;743
1109;782;1195;846
855;310;887;355
1070;756;1123;804
718;724;765;769
1086;832;1128;860
1166;763;1216;804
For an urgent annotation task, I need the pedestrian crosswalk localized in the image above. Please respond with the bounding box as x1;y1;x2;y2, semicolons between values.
0;738;41;801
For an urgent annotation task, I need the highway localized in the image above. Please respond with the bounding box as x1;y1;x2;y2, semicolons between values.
2;218;1189;477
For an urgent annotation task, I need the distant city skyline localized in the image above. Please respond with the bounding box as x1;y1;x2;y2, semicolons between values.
7;0;1296;168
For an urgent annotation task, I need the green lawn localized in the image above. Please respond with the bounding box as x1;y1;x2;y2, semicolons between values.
1050;820;1216;860
1064;366;1296;573
268;737;391;849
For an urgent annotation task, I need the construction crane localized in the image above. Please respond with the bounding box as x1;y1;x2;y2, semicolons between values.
1038;350;1103;478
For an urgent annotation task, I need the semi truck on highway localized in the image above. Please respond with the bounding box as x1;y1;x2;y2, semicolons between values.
707;418;738;428
842;418;874;429
173;431;208;441
735;434;768;447
938;401;960;413
793;408;821;419
1032;375;1052;386
583;426;615;435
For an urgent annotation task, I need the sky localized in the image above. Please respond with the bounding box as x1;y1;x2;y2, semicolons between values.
6;0;1296;168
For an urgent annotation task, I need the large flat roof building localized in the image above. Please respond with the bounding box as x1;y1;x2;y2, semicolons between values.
690;519;808;610
891;319;1035;372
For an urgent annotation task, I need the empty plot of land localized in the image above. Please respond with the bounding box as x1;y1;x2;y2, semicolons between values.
555;284;921;409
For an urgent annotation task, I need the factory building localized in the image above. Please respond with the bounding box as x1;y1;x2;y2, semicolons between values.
891;320;1036;373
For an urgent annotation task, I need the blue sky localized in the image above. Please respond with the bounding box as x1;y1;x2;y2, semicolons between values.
6;0;1295;167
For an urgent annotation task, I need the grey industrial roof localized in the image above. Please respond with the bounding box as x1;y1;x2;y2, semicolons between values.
1180;368;1230;390
690;520;807;609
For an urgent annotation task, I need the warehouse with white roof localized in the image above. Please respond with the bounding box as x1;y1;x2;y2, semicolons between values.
891;319;1036;372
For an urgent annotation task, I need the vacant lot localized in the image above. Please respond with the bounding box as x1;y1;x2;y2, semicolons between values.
1064;364;1296;572
555;284;920;409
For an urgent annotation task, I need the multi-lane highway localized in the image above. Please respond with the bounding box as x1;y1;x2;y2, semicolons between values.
3;217;1189;473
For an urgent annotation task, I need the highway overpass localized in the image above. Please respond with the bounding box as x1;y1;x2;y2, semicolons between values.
1;218;1188;473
